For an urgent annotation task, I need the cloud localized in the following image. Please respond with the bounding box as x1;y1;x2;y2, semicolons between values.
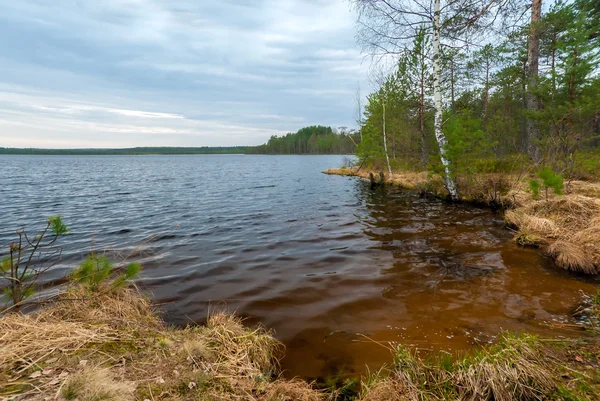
0;0;369;148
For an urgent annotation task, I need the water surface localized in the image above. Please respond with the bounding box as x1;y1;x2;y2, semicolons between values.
1;154;598;380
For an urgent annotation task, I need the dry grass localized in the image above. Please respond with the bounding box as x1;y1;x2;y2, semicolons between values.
264;380;327;401
505;210;560;239
358;378;413;401
39;286;161;329
0;286;325;401
2;284;599;400
453;335;555;401
323;168;429;191
358;334;557;401
547;241;597;274
60;367;136;401
0;311;130;378
178;311;282;385
507;193;600;274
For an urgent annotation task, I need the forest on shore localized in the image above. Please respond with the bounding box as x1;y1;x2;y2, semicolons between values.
350;0;599;199
245;125;357;154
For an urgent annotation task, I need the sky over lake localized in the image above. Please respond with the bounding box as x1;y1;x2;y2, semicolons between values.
0;0;368;148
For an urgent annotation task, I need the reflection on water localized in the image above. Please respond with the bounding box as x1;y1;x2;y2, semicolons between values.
0;155;598;380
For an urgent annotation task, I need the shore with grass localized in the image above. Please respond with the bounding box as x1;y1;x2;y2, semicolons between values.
1;282;599;400
324;166;600;275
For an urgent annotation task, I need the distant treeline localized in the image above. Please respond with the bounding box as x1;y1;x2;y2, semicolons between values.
245;125;358;154
1;126;358;156
0;147;249;155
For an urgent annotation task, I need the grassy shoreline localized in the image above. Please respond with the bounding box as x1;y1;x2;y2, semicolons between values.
324;166;600;275
1;284;599;400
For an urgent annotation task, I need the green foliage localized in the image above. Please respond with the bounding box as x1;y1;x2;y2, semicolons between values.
537;167;564;195
353;0;599;181
73;255;112;292
443;111;497;180
48;215;68;236
529;167;565;201
1;217;68;310
529;179;541;199
72;254;142;292
246;125;357;154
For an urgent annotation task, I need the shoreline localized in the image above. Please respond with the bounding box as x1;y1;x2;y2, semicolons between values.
324;166;600;275
2;284;599;400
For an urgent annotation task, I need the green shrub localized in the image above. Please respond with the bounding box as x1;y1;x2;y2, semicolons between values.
72;254;141;292
530;167;564;201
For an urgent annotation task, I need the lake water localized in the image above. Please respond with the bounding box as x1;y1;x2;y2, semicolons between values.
1;154;598;380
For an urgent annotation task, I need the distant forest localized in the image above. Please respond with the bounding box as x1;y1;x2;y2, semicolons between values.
0;147;249;155
0;125;358;155
245;125;358;154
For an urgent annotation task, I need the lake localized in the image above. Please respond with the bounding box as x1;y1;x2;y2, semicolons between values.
1;154;598;380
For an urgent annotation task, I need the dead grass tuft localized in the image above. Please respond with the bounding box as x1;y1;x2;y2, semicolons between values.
358;334;556;401
453;334;555;401
528;196;600;233
548;241;598;274
40;286;160;329
505;210;560;239
196;311;283;377
263;379;328;401
60;367;136;401
505;187;600;273
358;378;413;401
0;312;127;376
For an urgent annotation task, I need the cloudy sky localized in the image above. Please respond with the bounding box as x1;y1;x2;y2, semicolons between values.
0;0;369;148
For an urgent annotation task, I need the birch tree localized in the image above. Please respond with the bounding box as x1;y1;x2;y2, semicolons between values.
351;0;519;200
380;94;393;175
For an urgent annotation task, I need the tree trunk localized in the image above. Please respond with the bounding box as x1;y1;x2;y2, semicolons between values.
526;0;542;162
382;96;392;175
420;67;427;170
483;59;490;127
521;58;528;152
450;59;455;112
433;0;459;200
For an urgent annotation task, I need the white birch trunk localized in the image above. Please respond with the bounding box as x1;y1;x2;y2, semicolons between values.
382;96;392;175
433;0;459;199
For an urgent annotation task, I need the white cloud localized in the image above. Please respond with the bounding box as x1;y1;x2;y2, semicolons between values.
0;0;370;148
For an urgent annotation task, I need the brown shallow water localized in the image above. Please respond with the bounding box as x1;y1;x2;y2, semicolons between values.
257;189;599;380
1;155;598;380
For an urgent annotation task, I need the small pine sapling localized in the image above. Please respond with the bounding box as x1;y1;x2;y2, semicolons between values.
529;167;564;201
72;254;142;292
0;216;68;310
